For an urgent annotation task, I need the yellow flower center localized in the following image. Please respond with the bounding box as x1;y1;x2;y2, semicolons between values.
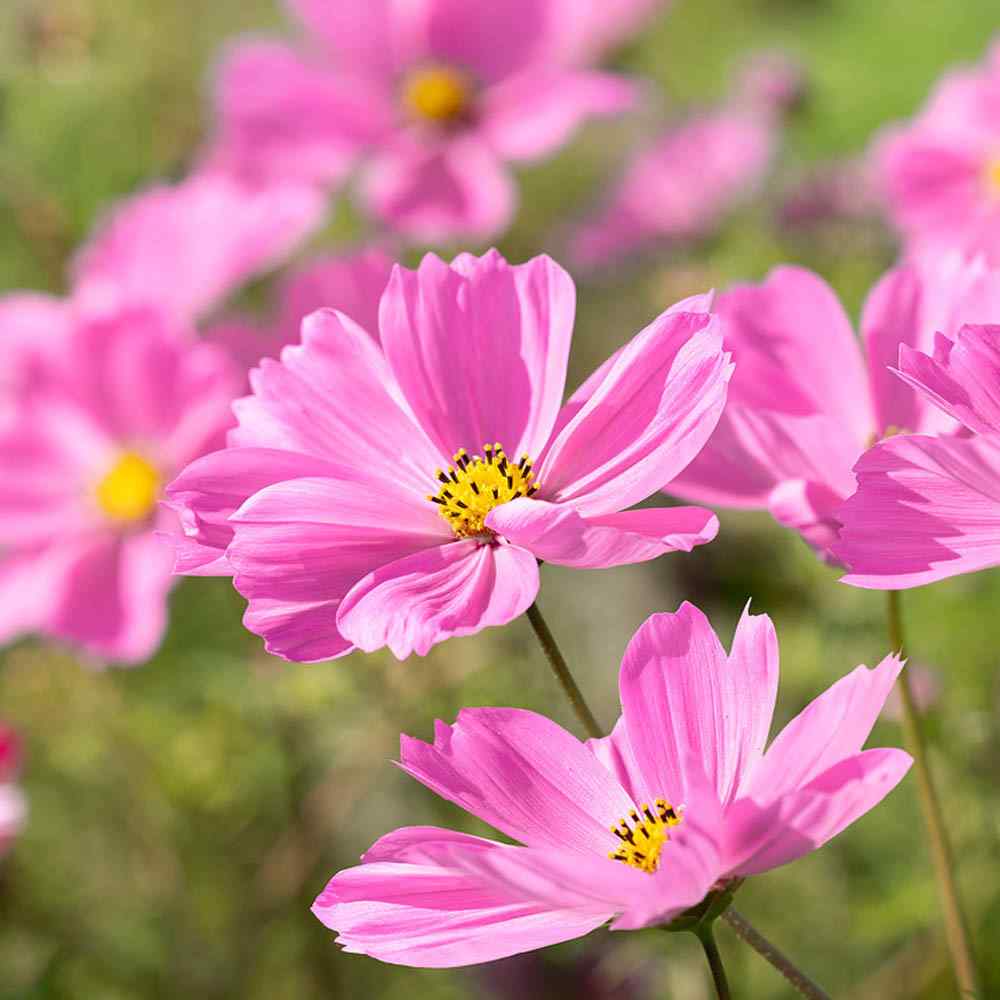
96;452;161;523
609;798;682;874
986;155;1000;199
428;444;539;539
403;66;471;123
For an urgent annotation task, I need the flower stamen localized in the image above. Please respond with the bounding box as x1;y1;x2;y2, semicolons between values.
428;443;539;539
403;66;471;124
986;154;1000;199
609;798;682;874
96;452;161;523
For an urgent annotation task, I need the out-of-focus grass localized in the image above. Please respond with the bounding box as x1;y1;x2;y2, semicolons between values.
1;1;999;997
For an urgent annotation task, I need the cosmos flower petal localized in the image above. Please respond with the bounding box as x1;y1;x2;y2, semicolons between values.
836;433;1000;588
724;748;912;876
620;603;779;808
896;324;1000;434
486;498;718;567
337;542;540;659
378;251;575;462
538;311;731;516
743;655;903;804
397;707;636;855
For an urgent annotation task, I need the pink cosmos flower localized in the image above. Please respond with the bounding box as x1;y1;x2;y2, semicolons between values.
874;40;1000;263
569;102;778;268
210;0;636;243
166;250;730;660
0;725;26;857
835;323;1000;588
666;254;1000;560
312;602;911;966
208;248;395;371
0;308;239;663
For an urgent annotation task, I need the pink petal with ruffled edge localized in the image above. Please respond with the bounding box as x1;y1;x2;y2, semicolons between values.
313;827;614;968
337;542;539;659
486;498;718;567
836;433;1000;589
398;707;636;854
897;325;1000;434
379;251;575;463
741;654;903;803
538;311;731;516
228;475;448;661
724;748;912;876
618;604;779;809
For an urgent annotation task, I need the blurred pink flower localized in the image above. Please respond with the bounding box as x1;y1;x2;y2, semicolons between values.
210;0;636;243
835;323;1000;588
667;254;1000;560
166;250;730;660
72;171;326;325
884;662;942;721
570;108;777;268
209;248;395;371
0;309;239;664
312;602;910;966
874;40;1000;262
0;725;26;857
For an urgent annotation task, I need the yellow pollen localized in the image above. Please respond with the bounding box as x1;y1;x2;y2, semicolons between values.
986;155;1000;199
428;444;540;539
96;452;161;523
608;798;682;875
403;66;470;123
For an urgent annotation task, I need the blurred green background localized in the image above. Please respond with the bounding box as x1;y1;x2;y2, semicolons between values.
2;0;999;997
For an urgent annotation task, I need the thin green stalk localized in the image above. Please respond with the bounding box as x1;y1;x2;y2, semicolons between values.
722;908;831;1000
524;601;602;739
886;591;980;998
696;924;732;1000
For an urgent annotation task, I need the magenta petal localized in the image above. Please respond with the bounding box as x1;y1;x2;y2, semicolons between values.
337;541;539;659
379;251;575;463
538;311;731;516
232;308;445;495
398;707;635;854
229;476;447;662
897;324;1000;434
836;433;1000;589
620;604;780;809
482;70;636;162
164;447;347;576
743;655;903;804
767;478;849;561
725;748;912;876
361;138;517;243
486;498;718;567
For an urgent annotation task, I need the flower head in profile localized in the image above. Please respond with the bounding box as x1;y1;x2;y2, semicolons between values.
835;323;1000;588
167;250;731;660
210;0;636;242
667;253;1000;560
874;39;1000;262
0;309;239;663
0;724;26;857
312;602;911;966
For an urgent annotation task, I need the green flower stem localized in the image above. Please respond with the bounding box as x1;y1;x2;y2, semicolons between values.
696;923;732;1000
525;601;603;739
886;591;980;998
722;908;831;1000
